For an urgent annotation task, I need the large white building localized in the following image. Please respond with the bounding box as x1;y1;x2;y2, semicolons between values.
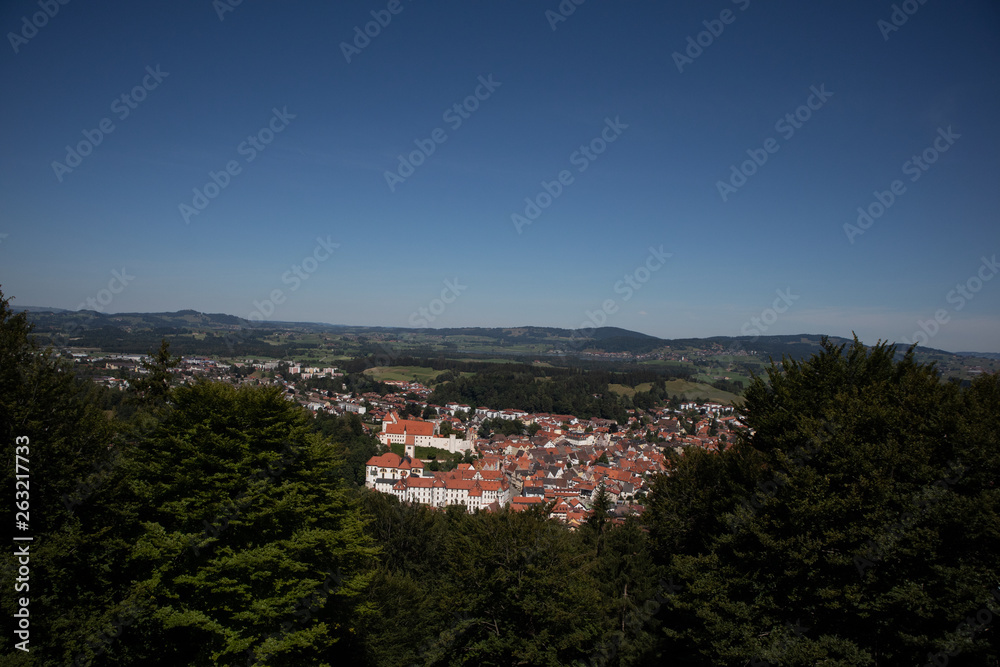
378;412;471;454
365;449;511;513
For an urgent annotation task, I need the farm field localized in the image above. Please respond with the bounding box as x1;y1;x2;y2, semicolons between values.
664;379;742;405
364;365;444;384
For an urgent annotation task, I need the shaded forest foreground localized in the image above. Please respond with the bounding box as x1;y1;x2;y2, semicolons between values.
2;291;998;666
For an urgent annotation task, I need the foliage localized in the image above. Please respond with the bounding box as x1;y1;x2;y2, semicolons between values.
4;288;998;667
477;417;526;438
646;337;1000;665
428;365;681;421
128;338;180;408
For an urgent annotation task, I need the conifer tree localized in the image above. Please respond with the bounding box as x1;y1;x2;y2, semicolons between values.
647;338;1000;665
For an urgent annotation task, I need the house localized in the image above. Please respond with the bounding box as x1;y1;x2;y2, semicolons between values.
365;450;425;486
378;412;471;453
379;412;435;446
366;451;511;513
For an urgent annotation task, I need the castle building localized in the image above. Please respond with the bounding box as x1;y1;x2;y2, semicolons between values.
365;450;511;513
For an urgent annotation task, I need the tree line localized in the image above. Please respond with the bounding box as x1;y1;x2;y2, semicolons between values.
2;288;997;665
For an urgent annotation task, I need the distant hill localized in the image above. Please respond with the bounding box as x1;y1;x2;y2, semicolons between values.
17;307;995;372
956;351;1000;360
18;305;72;313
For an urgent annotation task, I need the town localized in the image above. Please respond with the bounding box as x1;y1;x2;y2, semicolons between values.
74;349;741;527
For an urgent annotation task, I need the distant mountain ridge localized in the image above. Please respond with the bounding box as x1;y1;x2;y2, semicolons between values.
16;306;993;360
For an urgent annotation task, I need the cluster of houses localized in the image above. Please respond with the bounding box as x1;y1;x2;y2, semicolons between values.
76;350;744;525
363;393;742;525
378;412;472;454
366;447;512;513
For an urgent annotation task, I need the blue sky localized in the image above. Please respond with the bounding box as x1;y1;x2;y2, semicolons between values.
1;0;998;352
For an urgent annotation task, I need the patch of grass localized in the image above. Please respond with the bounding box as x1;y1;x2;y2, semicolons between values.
364;365;442;384
663;379;742;405
389;443;463;462
607;383;636;397
607;382;655;398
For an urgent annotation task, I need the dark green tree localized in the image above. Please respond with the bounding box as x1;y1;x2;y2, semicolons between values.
587;482;614;552
0;288;125;665
646;338;1000;665
112;382;378;665
431;508;606;665
128;338;180;408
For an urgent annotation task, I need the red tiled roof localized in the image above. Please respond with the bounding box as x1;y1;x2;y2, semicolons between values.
367;451;424;469
384;419;434;437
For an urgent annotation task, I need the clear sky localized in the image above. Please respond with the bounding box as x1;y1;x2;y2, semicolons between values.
1;1;998;352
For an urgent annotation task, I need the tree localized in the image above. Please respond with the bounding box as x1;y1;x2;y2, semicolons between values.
587;482;613;552
591;517;663;665
129;338;180;407
646;338;1000;665
111;382;380;665
431;509;606;664
312;411;380;487
0;288;125;664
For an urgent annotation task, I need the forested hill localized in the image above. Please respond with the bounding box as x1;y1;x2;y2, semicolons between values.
19;307;991;367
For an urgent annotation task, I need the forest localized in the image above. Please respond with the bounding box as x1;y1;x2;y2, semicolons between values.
426;364;688;421
2;290;998;666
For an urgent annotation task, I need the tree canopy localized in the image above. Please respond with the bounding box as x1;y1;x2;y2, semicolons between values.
646;338;1000;665
3;284;997;667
